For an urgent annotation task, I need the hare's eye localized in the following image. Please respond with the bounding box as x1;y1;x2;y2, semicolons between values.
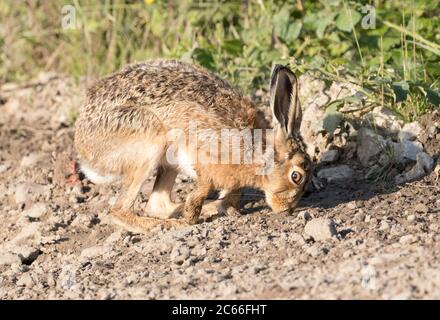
291;171;303;185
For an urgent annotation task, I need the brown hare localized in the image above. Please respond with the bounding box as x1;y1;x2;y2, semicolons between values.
74;59;311;233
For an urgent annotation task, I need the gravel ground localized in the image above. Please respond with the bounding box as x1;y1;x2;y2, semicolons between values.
0;74;439;299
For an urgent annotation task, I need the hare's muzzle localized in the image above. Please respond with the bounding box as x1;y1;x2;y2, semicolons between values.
265;190;303;215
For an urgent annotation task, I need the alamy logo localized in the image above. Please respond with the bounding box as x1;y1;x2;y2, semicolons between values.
361;5;376;29
61;5;76;30
165;121;275;175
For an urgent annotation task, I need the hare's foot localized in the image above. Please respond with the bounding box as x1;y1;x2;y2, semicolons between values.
145;202;184;219
183;182;212;225
201;189;242;219
111;209;188;234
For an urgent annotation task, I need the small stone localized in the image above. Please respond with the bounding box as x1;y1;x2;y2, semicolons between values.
398;122;421;141
407;214;416;222
357;128;387;166
320;149;339;163
9;245;40;264
0;162;12;174
399;234;417;245
80;245;110;259
23;203;48;219
416;152;434;173
14;183;47;205
0;252;21;266
252;264;267;274
379;220;389;231
354;210;365;222
317;165;355;182
20;153;42;168
304;218;337;241
394;140;424;163
434;162;440;176
346;201;357;210
368;107;403;133
105;231;123;244
16;273;35;288
10;222;42;244
414;203;429;213
298;210;312;221
170;244;190;265
396;152;434;184
47;273;57;287
58;264;78;290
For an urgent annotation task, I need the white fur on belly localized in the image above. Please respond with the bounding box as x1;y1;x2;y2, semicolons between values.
80;163;119;184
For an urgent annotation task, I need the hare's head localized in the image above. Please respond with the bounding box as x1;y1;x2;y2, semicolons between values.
263;65;312;213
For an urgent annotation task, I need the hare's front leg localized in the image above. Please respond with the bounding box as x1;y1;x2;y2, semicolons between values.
220;188;242;216
183;182;212;225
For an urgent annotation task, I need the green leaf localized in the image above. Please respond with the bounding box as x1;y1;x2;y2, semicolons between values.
221;39;244;56
426;88;440;107
272;5;301;43
191;48;215;70
272;8;290;40
285;20;302;43
336;7;361;32
315;12;336;39
392;81;409;103
323;102;343;135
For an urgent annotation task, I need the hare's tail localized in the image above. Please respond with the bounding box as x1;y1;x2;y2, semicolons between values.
111;210;188;234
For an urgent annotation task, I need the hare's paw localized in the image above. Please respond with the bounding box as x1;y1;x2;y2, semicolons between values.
145;202;183;219
200;200;240;221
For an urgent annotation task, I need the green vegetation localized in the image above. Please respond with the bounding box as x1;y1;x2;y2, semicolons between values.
1;0;439;121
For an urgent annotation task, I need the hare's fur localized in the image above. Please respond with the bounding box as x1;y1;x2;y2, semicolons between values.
74;59;311;233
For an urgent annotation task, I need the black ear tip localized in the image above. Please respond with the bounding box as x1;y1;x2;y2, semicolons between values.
271;64;286;74
271;64;286;87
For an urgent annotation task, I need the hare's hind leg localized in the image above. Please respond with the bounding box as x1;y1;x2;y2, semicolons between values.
145;166;182;219
111;159;186;234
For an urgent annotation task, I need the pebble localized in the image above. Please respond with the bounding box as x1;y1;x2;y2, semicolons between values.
14;183;47;204
170;244;190;265
0;252;21;266
16;273;35;288
304;218;337;241
320;149;339;163
354;210;366;222
23;203;48;219
80;245;111;259
414;203;429;213
399;234;417;245
379;220;389;231
20;153;42;168
317;165;355;182
346;201;357;210
9;245;40;264
297;210;312;221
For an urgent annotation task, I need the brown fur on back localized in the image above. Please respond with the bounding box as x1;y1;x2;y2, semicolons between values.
77;59;256;135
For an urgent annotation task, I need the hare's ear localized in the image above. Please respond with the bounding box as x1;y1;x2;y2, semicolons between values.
269;64;302;137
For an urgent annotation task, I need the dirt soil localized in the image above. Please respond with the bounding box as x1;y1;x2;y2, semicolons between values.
0;75;439;300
